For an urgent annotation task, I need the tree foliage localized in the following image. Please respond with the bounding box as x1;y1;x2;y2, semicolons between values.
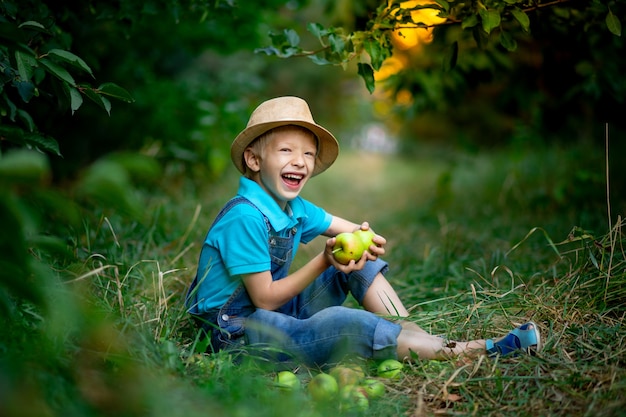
0;1;135;156
261;0;622;92
0;0;296;320
260;0;625;142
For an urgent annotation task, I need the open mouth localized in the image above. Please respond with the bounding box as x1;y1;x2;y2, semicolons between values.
282;173;304;187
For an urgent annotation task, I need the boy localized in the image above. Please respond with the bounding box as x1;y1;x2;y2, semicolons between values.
185;96;540;367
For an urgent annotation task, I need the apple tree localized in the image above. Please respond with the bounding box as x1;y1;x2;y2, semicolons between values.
258;0;625;143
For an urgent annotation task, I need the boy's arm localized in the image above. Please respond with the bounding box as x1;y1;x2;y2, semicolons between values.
242;239;368;311
323;215;361;236
242;252;327;311
242;216;388;311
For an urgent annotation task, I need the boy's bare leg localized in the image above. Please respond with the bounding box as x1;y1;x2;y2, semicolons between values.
396;329;486;360
362;273;429;333
363;274;487;360
362;273;410;316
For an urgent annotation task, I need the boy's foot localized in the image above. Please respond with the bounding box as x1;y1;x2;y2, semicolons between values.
486;322;541;358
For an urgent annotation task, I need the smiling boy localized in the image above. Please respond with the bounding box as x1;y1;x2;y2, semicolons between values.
185;96;540;367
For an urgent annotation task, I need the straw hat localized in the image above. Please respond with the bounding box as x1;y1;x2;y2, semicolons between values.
230;96;339;176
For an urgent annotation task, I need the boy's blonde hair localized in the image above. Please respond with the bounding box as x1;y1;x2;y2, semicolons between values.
243;125;317;178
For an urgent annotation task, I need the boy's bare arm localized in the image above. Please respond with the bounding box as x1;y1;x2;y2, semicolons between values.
242;238;371;311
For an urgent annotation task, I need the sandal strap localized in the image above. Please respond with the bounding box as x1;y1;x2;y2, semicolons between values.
487;322;540;358
510;322;540;350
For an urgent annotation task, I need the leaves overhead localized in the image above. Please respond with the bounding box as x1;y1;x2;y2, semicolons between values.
258;0;624;96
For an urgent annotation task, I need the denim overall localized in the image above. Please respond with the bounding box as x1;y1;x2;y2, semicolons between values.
187;196;402;366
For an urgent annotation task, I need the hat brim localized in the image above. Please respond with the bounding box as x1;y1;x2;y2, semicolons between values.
231;120;339;176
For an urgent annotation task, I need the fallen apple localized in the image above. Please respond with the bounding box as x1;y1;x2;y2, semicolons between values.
332;232;366;265
377;359;404;379
329;365;363;387
274;370;301;391
360;378;386;399
339;385;369;412
307;373;339;402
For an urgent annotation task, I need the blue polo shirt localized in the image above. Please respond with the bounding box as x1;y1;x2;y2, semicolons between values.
191;176;332;314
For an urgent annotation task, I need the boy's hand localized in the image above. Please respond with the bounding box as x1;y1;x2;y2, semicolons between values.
324;237;370;272
356;222;386;259
324;222;387;272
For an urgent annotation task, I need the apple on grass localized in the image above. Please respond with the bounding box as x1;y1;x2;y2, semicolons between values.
329;365;364;388
274;370;301;391
307;373;339;402
339;385;369;412
377;359;404;379
360;378;386;399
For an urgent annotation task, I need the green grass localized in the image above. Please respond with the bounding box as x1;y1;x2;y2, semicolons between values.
2;142;626;417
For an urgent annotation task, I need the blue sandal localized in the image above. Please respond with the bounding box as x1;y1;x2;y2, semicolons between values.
486;322;541;358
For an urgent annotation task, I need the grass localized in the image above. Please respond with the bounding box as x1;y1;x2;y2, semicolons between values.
2;142;626;417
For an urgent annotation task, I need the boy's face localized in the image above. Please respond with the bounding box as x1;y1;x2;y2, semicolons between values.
245;127;317;209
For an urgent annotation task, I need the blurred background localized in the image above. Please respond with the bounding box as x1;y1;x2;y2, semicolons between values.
1;0;625;416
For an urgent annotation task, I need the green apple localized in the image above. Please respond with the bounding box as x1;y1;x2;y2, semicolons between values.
377;359;404;379
360;378;386;399
353;229;375;252
332;232;366;265
307;373;339;402
274;370;301;391
329;365;363;387
339;385;370;412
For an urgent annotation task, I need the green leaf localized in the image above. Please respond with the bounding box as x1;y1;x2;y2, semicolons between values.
261;29;303;57
357;63;375;94
98;82;135;103
511;8;530;33
479;9;501;34
442;41;458;72
328;33;346;54
47;49;94;78
15;81;35;103
284;29;300;47
364;38;389;71
39;58;76;85
17;21;48;33
68;86;83;114
254;46;283;57
308;55;333;65
606;11;622;36
499;30;517;51
1;94;17;121
307;23;328;40
15;49;37;81
461;14;478;30
24;132;61;156
84;87;112;115
16;109;35;132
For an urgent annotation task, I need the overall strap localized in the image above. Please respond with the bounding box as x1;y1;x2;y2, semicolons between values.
210;196;271;233
185;196;271;311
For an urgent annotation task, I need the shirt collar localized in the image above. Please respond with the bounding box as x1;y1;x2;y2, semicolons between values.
236;177;307;231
